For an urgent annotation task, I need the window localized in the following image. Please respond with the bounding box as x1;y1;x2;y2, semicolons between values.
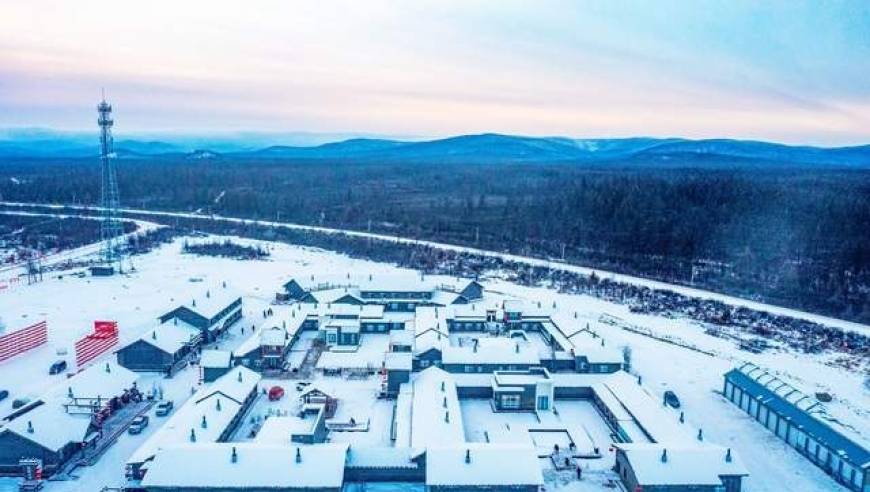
598;365;609;373
326;333;337;344
537;395;549;411
502;394;520;409
420;360;430;368
465;365;474;373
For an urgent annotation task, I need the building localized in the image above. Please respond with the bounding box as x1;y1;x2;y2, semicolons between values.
425;444;543;492
723;363;870;492
0;361;139;477
116;319;201;374
282;274;484;312
141;443;348;492
199;349;233;383
613;444;748;492
568;328;625;374
490;368;554;412
158;285;242;343
441;338;540;373
126;366;261;479
234;307;308;371
383;352;413;396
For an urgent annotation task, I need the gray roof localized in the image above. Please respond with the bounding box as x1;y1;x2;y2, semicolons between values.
725;366;870;468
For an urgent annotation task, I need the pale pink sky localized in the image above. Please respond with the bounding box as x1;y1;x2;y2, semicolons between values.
1;0;868;145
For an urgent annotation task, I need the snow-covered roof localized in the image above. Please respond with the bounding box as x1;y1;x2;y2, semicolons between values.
307;287;363;305
614;443;748;486
254;415;315;443
411;368;465;453
325;318;361;333
199;349;231;368
141;443;348;489
570;330;624;364
261;326;288;346
442;338;540;366
426;444;543;486
451;303;490;319
181;285;243;321
385;352;413;371
195;366;260;405
60;360;140;402
599;371;693;444
1;402;91;451
137;319;200;355
128;367;259;466
315;303;384;319
389;329;415;347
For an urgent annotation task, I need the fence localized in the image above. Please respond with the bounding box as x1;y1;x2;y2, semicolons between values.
0;320;48;363
75;321;119;368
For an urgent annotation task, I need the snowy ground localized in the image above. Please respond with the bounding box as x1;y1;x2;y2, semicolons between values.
0;234;867;492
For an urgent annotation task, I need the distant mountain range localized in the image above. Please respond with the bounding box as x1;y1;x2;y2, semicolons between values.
1;129;868;167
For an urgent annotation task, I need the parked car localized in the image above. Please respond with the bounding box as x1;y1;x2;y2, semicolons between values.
268;386;285;401
664;390;681;409
295;381;311;392
11;398;30;409
49;360;67;375
128;415;150;434
155;400;174;416
0;390;8;402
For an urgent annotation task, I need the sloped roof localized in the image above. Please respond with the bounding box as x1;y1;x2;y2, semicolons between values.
426;444;543;486
1;403;91;451
141;443;348;489
199;349;231;368
614;443;748;485
137;319;200;355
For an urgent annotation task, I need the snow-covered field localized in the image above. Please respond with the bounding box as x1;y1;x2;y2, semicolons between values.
0;233;867;492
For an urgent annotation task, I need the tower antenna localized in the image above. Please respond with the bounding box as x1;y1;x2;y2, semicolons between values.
94;94;125;275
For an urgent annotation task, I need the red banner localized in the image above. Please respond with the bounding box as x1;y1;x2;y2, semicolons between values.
0;320;48;363
75;321;119;368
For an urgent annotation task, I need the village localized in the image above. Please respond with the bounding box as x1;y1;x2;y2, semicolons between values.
0;235;868;492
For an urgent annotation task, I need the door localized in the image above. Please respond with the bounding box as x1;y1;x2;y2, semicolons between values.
537;395;550;411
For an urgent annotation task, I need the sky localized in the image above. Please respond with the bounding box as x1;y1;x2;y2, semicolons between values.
0;0;869;145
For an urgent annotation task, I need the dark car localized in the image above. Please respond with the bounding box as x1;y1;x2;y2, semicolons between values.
155;400;174;417
0;390;8;402
11;398;30;409
664;390;681;409
49;360;67;375
128;415;149;434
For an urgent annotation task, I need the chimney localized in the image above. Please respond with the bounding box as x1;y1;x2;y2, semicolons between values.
216;399;222;411
237;371;243;382
440;381;445;392
190;429;196;442
222;281;227;288
515;343;520;353
445;411;450;423
105;362;111;373
68;387;74;398
152;331;157;340
637;375;642;385
465;449;471;464
231;447;238;463
296;447;302;463
174;318;178;325
725;448;732;463
679;412;684;423
206;290;210;298
201;415;208;429
192;299;197;307
600;339;605;347
660;449;668;463
27;421;33;433
443;396;448;408
697;429;703;441
574;312;578;318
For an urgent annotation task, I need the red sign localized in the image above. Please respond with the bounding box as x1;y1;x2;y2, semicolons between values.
0;321;48;363
75;321;119;368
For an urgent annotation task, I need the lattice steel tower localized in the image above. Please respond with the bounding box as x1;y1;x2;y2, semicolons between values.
97;94;124;270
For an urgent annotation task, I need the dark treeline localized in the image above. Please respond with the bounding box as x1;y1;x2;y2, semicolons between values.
2;157;869;322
